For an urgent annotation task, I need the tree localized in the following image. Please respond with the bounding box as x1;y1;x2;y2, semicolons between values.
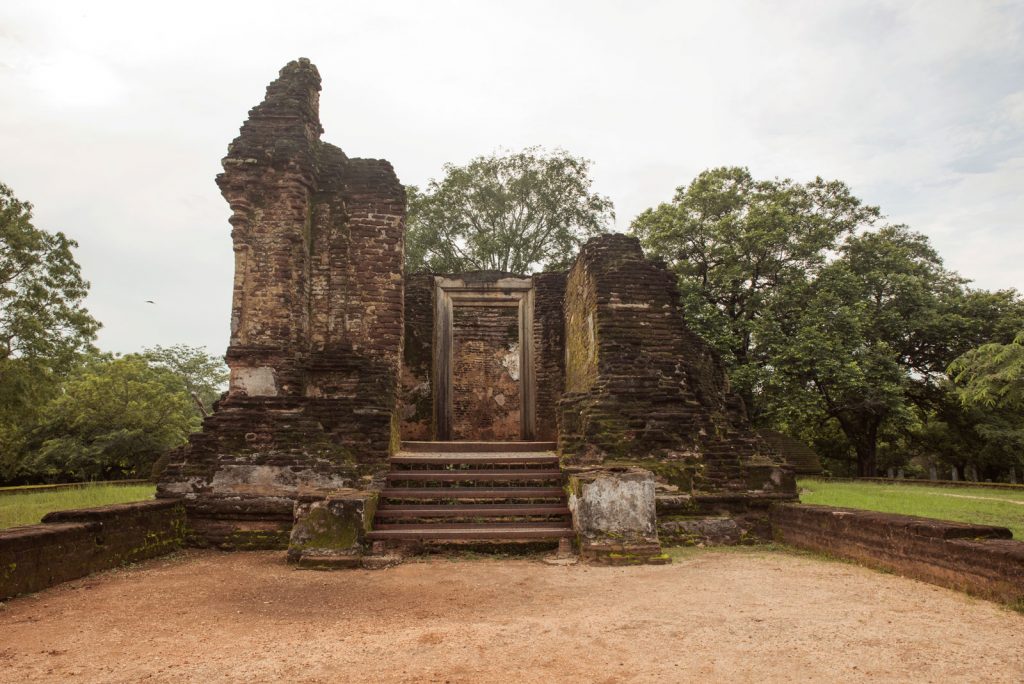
910;387;1024;481
949;331;1024;410
761;226;1015;476
406;147;614;273
0;182;100;478
632;167;1024;477
0;182;99;369
140;344;229;416
19;356;198;482
630;167;880;408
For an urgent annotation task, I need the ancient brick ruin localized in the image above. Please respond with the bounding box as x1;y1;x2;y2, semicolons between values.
157;59;796;561
6;59;1024;610
157;59;405;548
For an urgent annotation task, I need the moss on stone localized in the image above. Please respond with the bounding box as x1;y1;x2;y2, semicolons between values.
606;458;699;492
389;411;402;456
304;506;359;549
225;529;291;551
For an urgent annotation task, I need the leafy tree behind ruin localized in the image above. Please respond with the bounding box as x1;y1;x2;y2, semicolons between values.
1;346;226;484
633;168;1024;477
0;183;100;368
630;167;880;409
0;183;100;479
949;331;1024;410
406;147;614;274
141;344;229;417
758;226;1020;476
0;182;228;484
17;356;199;482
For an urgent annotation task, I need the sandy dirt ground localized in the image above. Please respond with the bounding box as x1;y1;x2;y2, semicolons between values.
1;548;1022;683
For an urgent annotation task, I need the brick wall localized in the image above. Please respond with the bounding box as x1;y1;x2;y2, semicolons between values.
399;272;567;442
533;273;567;441
158;59;405;547
772;503;1024;604
1;500;185;600
559;234;792;498
400;274;435;440
451;304;522;440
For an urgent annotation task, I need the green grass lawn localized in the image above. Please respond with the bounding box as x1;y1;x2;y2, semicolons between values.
798;478;1024;540
0;484;156;530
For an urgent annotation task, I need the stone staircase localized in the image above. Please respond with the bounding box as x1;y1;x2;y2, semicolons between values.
367;441;574;546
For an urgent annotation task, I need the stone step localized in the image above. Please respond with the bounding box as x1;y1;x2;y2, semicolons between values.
391;452;559;466
401;441;557;453
380;487;565;501
385;469;561;483
374;520;572;530
376;503;571;520
366;524;574;541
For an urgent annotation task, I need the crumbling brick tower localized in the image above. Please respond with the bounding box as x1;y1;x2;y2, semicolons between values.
558;235;796;551
157;59;405;548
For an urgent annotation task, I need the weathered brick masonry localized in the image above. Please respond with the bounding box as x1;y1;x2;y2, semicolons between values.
532;272;567;442
772;503;1024;604
559;235;796;541
399;273;435;440
158;59;405;548
158;59;789;556
0;500;185;600
398;271;566;442
451;304;521;440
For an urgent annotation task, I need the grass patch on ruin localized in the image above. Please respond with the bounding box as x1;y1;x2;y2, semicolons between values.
798;478;1024;539
0;484;156;530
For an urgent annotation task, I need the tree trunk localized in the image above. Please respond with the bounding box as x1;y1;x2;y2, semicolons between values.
855;440;877;478
833;411;882;478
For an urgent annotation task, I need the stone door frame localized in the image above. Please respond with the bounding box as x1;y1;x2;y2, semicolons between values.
433;276;536;441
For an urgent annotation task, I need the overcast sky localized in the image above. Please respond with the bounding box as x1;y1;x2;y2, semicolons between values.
1;1;1021;356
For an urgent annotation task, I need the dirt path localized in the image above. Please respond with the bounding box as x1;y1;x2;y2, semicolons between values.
1;549;1022;683
934;492;1024;506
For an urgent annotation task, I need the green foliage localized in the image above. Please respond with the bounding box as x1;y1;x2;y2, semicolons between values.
0;184;218;485
631;167;879;386
949;331;1024;410
908;391;1024;480
0;182;100;367
140;344;228;416
0;182;100;480
761;226;972;475
406;147;614;273
633;167;1024;477
15;357;199;482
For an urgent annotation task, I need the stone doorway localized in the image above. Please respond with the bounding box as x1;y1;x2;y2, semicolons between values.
433;276;536;440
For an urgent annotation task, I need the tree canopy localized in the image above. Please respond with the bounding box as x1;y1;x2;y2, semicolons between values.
141;344;229;416
19;356;199;482
1;346;226;484
949;331;1024;410
0;183;100;479
0;181;230;484
630;167;880;402
632;167;1024;478
759;226;980;476
0;182;99;369
406;147;614;274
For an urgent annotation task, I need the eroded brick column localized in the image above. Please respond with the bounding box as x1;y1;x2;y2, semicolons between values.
158;59;406;549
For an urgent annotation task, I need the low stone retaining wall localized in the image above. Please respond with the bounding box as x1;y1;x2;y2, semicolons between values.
0;479;151;496
0;500;185;600
771;503;1024;604
809;477;1024;491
